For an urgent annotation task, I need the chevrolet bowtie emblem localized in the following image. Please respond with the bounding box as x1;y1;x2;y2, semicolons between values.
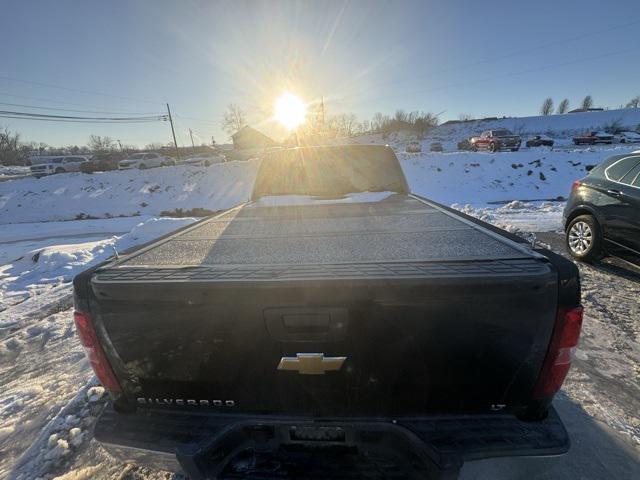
277;353;347;375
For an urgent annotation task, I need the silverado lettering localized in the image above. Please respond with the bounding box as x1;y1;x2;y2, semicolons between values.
136;398;236;407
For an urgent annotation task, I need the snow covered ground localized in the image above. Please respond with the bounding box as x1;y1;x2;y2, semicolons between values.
1;135;639;478
0;217;195;314
0;160;258;224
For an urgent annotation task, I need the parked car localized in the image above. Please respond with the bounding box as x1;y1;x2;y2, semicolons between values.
470;129;521;152
457;138;473;151
613;131;640;144
430;141;443;152
178;154;225;167
564;152;640;263
81;152;127;173
30;156;89;177
118;152;174;170
572;131;613;145
75;145;582;478
405;141;421;153
526;135;554;147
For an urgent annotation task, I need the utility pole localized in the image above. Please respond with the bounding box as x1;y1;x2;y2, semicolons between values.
166;103;180;161
320;96;325;132
117;139;123;152
189;128;196;152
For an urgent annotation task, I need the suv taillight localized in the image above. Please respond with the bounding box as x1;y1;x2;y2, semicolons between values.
533;306;583;398
74;311;122;393
571;180;581;192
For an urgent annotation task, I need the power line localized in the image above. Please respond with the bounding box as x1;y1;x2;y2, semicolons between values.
0;115;163;124
0;90;162;113
357;18;640;96
0;110;167;121
0;75;163;105
353;45;640;105
418;18;640;80
0;101;164;116
0;109;168;123
174;114;219;125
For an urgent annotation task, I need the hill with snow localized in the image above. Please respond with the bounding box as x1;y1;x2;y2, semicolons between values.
431;107;640;146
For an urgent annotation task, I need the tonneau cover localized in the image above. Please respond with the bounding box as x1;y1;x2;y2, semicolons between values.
99;195;539;277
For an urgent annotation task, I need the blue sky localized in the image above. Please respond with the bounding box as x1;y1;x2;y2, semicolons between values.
2;0;640;147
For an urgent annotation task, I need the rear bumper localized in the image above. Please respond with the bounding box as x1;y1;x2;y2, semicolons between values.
95;405;569;479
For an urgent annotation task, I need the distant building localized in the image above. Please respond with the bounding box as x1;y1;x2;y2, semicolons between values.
231;126;275;151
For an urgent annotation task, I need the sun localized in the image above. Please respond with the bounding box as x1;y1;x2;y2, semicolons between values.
274;92;307;130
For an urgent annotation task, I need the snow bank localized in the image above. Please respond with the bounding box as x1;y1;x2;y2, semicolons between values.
399;146;635;205
0;160;259;224
451;201;565;234
0;165;30;176
0;217;195;312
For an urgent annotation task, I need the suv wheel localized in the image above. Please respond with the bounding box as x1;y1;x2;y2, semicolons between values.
566;215;603;262
138;164;147;169
489;142;498;152
55;167;65;174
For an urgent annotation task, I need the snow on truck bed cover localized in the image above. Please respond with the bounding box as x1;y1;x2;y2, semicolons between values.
94;195;547;283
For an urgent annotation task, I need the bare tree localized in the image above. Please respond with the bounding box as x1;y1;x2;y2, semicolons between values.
556;98;570;114
540;98;554;116
87;135;115;152
0;127;29;165
458;113;473;121
394;110;408;123
371;112;386;132
221;104;246;136
626;96;640;108
580;95;593;111
327;113;359;137
413;112;438;136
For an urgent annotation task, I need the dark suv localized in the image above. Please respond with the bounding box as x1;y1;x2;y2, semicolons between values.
81;152;127;173
564;153;640;263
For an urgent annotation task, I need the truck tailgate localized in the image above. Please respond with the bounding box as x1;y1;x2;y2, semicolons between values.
86;194;557;415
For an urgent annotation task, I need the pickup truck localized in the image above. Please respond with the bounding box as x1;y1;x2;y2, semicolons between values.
572;131;614;145
470;129;522;152
73;145;582;479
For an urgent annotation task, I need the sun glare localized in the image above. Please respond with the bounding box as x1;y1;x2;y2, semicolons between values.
274;92;307;130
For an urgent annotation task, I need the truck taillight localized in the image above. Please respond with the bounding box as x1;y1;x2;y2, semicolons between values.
533;306;583;398
73;311;122;393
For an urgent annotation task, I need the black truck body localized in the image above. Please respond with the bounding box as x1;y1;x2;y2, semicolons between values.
73;145;581;479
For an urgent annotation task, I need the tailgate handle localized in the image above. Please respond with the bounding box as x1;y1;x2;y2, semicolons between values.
264;308;348;342
282;314;330;332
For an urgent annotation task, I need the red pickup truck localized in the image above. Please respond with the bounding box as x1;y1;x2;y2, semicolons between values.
572;131;613;145
470;129;522;152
